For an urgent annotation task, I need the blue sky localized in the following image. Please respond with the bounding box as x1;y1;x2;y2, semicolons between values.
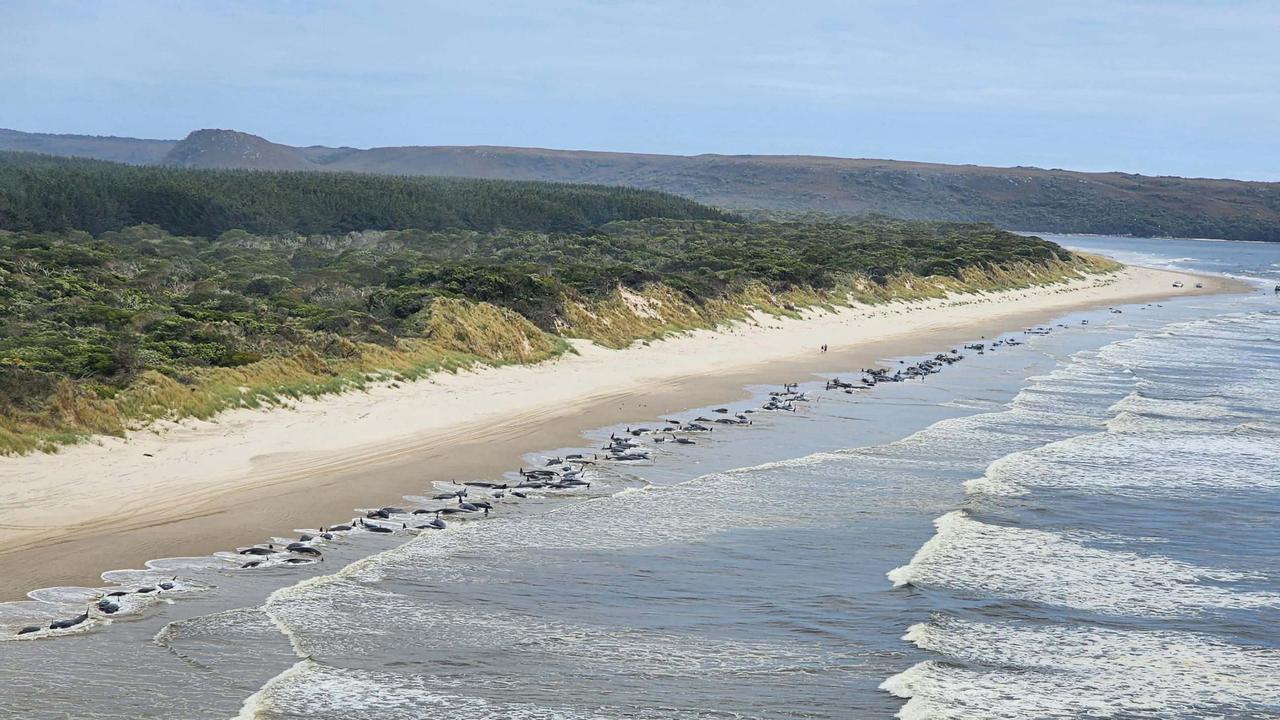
2;0;1277;179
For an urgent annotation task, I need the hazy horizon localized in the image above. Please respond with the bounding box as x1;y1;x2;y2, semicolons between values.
3;0;1278;181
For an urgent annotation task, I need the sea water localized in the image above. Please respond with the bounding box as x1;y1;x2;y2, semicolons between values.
0;235;1277;719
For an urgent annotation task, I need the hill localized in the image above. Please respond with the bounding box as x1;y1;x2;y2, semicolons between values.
3;127;1279;241
0;152;734;236
160;128;315;171
0;128;174;165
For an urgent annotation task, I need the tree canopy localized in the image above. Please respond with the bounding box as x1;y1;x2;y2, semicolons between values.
0;151;735;237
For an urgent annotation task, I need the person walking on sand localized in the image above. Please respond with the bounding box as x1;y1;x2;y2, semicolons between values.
821;344;828;353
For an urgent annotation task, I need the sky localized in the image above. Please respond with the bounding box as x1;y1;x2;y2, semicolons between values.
2;0;1277;180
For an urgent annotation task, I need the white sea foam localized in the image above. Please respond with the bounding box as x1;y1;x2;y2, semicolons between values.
235;660;747;720
1106;390;1246;429
888;511;1278;616
883;616;1280;719
963;311;1280;499
967;426;1280;498
886;308;1280;718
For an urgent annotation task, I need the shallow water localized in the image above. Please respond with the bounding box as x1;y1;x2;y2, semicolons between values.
1;235;1278;719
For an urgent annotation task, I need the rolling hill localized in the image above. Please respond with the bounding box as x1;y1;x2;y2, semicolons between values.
0;152;734;237
0;128;174;165
3;127;1279;241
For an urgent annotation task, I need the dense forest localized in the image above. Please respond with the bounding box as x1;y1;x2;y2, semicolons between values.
0;151;734;237
7;127;1280;242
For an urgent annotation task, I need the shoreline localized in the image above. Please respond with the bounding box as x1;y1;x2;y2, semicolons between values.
0;266;1249;598
1022;230;1278;245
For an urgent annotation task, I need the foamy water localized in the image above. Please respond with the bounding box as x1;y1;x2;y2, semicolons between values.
884;617;1280;720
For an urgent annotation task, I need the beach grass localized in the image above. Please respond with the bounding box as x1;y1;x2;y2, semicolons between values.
0;254;1114;455
0;298;566;454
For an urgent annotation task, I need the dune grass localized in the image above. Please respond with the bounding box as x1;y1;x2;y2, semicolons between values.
0;251;1115;455
561;253;1117;350
0;298;566;454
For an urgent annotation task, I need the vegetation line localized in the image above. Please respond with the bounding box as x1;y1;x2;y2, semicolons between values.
0;221;1114;455
0;154;1116;453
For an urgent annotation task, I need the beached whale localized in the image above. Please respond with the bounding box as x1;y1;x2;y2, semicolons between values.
239;546;278;556
49;611;89;631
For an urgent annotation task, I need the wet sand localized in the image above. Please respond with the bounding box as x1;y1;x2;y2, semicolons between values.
0;267;1247;598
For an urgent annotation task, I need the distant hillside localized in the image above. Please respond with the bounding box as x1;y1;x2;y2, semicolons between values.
160;128;315;171
0;152;734;236
0;128;173;165
4;127;1280;241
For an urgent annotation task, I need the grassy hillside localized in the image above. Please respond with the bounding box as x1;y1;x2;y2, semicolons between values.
0;218;1108;453
4;127;1280;241
0;151;735;237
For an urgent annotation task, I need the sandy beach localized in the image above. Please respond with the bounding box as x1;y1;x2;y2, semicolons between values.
0;265;1247;597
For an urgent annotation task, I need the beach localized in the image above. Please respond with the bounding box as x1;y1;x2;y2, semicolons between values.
0;265;1242;597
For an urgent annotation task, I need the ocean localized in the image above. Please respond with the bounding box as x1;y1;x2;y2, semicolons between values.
1;235;1277;719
